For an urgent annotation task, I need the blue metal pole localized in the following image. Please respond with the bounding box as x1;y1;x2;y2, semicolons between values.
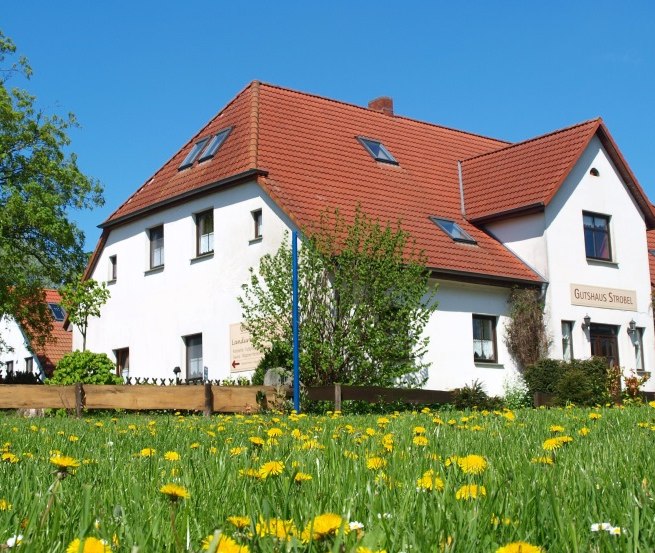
292;230;300;412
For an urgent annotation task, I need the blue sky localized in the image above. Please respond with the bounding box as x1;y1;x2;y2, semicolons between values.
4;1;655;250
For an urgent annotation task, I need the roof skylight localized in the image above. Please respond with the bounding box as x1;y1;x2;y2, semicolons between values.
198;127;232;162
48;303;66;321
179;137;210;169
430;217;477;244
358;137;398;164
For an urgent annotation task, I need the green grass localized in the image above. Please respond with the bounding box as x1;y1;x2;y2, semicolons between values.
0;404;654;552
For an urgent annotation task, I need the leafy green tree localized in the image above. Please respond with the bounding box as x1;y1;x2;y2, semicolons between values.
61;278;110;351
0;30;103;352
239;207;437;387
48;350;121;385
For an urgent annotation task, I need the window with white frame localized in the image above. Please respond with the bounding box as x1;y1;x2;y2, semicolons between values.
25;357;33;373
473;315;497;363
196;210;214;256
635;327;645;374
109;255;117;281
185;334;203;380
561;321;574;362
252;209;262;240
149;225;164;269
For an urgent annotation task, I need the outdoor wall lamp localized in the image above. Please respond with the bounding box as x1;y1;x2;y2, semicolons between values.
582;314;591;329
173;366;181;383
627;319;637;336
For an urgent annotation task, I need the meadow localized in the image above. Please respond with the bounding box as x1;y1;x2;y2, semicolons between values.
1;404;654;552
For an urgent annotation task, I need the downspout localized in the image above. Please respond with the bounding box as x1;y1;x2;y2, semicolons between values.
458;160;466;219
539;282;548;302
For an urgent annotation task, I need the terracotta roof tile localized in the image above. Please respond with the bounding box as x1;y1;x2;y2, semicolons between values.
35;290;71;375
648;231;655;287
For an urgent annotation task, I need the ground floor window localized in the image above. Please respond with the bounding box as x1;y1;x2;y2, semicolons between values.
25;357;33;373
185;334;203;380
114;348;129;377
561;321;574;362
473;315;497;363
635;327;645;374
4;361;13;376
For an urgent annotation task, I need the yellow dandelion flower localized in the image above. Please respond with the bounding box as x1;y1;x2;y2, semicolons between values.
254;517;297;540
164;451;180;462
267;428;283;437
294;472;313;483
201;533;250;552
542;436;572;451
530;456;554;465
365;428;377;436
502;410;516;421
412;435;429;447
300;439;324;450
65;537;112;553
589;412;602;420
496;542;543;553
249;436;265;447
413;426;426;435
648;400;655;408
239;468;262;479
0;499;12;511
381;433;394;452
159;483;189;501
258;460;284;479
301;513;349;542
433;417;444;425
447;419;457;426
455;484;486;500
366;457;386;470
1;452;19;464
578;427;590;436
68;435;79;442
227;516;250;529
140;448;156;457
376;417;390;426
356;548;387;553
549;425;565;433
190;443;200;449
416;469;444;491
50;454;80;471
230;447;246;456
457;454;488;475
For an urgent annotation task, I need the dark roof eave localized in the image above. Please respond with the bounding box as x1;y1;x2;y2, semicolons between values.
428;266;545;288
98;168;269;230
468;202;545;225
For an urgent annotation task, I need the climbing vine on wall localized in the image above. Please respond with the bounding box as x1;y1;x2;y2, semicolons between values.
505;287;550;371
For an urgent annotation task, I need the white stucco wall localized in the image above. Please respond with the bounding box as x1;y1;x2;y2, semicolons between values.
423;280;518;396
0;316;40;376
80;180;296;381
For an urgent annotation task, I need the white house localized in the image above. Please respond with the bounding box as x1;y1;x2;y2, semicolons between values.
0;290;72;379
78;82;655;394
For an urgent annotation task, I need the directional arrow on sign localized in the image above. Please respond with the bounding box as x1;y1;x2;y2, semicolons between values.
231;360;240;369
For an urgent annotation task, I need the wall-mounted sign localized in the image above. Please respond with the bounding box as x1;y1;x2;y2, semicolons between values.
229;323;263;373
570;284;637;311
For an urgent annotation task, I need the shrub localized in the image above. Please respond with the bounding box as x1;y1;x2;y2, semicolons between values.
0;371;42;384
524;358;563;396
502;372;532;409
452;379;503;410
251;341;292;385
555;366;596;406
49;351;122;385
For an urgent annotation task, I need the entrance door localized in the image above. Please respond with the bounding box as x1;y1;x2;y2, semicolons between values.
589;324;619;367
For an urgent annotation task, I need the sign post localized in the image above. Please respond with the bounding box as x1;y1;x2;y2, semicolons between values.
292;230;300;412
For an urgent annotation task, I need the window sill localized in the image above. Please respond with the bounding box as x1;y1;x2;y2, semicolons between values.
191;252;214;264
474;361;504;369
249;236;263;245
107;279;117;285
144;266;164;276
586;258;618;268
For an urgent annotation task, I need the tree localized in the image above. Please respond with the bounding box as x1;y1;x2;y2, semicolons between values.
0;30;103;351
239;207;437;387
60;278;110;351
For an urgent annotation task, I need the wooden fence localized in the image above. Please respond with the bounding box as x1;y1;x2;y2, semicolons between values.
0;384;277;415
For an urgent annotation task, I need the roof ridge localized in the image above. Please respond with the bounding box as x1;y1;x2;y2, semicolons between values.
461;117;602;163
101;81;257;226
249;80;260;168
256;81;509;146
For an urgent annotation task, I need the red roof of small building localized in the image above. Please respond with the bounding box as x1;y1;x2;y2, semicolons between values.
95;82;654;285
35;290;71;376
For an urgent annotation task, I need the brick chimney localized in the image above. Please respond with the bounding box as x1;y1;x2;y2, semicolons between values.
368;96;394;116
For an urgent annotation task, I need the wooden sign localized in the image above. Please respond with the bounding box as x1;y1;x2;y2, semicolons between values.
570;284;637;311
229;323;263;373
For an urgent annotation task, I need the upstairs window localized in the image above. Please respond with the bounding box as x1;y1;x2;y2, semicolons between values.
198;128;232;162
109;255;117;281
430;217;477;244
473;315;497;363
48;303;66;321
179;137;210;169
252;209;263;240
357;137;398;164
583;212;611;261
149;225;164;269
196;210;214;256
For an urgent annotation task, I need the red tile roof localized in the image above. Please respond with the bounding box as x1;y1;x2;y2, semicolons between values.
35;290;71;376
96;82;652;284
648;231;655;287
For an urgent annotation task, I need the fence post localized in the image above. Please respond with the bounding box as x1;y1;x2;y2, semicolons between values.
75;383;83;418
203;383;213;417
334;383;342;412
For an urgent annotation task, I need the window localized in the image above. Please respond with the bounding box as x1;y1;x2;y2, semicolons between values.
473;315;497;363
185;334;203;380
357;137;398;164
196;210;214;256
114;348;129;377
48;303;66;321
5;361;13;376
198;128;232;162
25;357;33;373
179;137;210;169
430;217;477;244
561;321;574;362
109;255;117;281
252;209;263;240
583;212;611;261
635;328;645;374
149;225;164;269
